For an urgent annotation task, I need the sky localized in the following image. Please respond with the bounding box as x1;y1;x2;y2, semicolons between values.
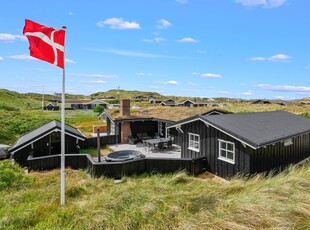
0;0;310;100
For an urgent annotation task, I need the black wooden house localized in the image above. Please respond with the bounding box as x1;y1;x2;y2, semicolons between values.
167;110;310;177
9;120;86;166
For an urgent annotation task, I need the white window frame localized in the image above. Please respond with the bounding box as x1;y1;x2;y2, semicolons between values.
218;139;235;164
188;133;200;152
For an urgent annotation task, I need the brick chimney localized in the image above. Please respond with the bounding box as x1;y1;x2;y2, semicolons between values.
120;99;131;144
120;99;130;117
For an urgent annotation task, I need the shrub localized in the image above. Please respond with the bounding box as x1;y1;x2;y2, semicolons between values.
93;105;104;113
0;103;19;111
300;113;310;119
0;160;31;190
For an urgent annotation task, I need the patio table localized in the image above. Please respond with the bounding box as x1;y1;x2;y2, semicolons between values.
144;138;170;151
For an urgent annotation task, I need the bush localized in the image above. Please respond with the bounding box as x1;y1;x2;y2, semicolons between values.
300;113;310;119
93;106;104;113
0;160;31;190
0;103;19;111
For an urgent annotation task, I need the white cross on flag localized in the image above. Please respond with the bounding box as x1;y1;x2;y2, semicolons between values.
23;19;66;69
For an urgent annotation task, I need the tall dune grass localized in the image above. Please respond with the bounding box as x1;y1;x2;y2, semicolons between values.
0;162;309;229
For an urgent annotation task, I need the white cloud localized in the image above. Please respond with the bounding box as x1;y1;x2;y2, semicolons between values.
142;37;166;43
256;84;310;92
176;0;188;4
166;80;179;85
219;91;229;94
68;73;117;79
65;58;75;64
0;33;26;42
157;19;172;29
97;18;141;30
192;72;222;79
159;80;180;85
274;95;285;99
250;54;290;62
177;37;198;43
235;0;286;8
237;91;254;95
136;72;153;76
0;56;3;61
201;73;222;79
8;54;36;60
305;66;310;70
68;12;74;16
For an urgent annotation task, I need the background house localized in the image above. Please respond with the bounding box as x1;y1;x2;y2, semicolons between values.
66;99;108;110
168;110;310;177
44;102;59;111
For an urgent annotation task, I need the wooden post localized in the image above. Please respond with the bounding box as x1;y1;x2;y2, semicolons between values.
97;127;101;162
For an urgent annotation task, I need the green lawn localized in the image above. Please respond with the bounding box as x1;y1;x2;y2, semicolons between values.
0;161;309;229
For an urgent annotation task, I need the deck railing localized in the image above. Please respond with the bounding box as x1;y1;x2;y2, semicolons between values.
27;154;207;179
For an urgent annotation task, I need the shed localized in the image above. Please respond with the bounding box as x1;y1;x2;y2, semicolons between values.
167;110;310;178
9;120;86;167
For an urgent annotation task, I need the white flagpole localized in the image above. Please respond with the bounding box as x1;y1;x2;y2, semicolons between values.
60;26;67;206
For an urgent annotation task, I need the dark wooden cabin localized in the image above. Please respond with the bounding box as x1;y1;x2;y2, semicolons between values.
44;102;59;111
167;110;310;178
252;99;271;104
9;120;86;167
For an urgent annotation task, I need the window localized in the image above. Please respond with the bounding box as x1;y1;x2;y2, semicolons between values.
218;140;235;164
188;133;200;152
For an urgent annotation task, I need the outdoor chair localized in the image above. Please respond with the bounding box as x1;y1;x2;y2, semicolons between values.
128;135;139;144
142;139;149;151
166;140;173;149
157;142;165;150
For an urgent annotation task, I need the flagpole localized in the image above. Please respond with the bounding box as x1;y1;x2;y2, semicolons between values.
60;26;67;206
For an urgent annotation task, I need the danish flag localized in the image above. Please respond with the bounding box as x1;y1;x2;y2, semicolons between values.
23;19;66;69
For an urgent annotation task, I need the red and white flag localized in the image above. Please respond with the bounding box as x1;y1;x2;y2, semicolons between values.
23;19;66;69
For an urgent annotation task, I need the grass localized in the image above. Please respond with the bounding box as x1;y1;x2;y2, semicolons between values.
80;146;113;157
0;162;309;229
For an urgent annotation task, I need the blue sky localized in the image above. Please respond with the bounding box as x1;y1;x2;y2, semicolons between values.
0;0;309;99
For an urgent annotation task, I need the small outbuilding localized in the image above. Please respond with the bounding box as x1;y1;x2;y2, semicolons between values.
167;110;310;178
9;120;86;167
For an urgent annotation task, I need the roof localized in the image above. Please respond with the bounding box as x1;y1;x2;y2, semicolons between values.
10;120;86;153
66;99;108;105
0;144;11;149
160;101;178;106
98;106;230;122
169;110;310;149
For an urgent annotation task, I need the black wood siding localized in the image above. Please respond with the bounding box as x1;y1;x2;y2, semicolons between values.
178;120;310;178
13;134;81;167
250;133;310;173
179;120;250;178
